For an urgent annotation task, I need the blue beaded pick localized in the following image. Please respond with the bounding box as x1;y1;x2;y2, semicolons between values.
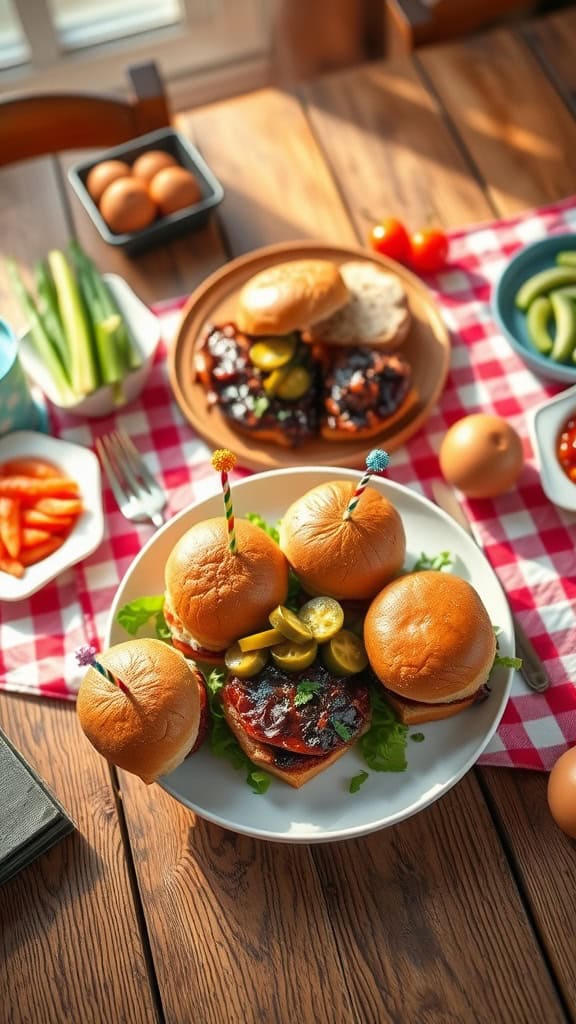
365;448;390;473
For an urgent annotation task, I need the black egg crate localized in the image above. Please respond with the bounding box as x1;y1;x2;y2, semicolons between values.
68;127;224;255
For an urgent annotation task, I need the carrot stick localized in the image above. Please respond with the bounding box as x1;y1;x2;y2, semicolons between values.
0;535;22;576
34;497;83;518
22;508;75;533
19;536;64;566
0;496;22;558
0;555;24;578
0;458;61;479
22;527;53;549
0;477;79;500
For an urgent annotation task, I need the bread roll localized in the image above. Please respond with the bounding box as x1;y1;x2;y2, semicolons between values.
237;259;349;336
309;260;411;350
77;638;203;783
164;517;289;651
279;480;406;600
364;571;496;706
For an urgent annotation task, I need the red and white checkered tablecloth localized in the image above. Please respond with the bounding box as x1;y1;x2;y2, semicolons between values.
1;197;575;771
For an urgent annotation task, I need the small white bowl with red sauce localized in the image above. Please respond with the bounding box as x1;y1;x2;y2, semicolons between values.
529;383;576;511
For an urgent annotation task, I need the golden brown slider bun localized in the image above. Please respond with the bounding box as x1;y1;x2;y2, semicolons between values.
236;259;349;337
279;480;406;600
164;517;289;651
77;639;203;784
364;571;496;708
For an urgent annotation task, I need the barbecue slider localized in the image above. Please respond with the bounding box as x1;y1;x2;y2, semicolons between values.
364;571;497;724
236;258;349;337
164;517;290;661
77;638;204;783
279;480;406;600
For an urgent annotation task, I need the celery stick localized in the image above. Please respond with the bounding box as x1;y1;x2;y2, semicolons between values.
6;260;75;405
69;241;142;371
77;267;124;386
35;260;70;369
48;249;98;396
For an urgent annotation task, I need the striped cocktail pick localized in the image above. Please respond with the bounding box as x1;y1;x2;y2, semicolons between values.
343;448;390;520
74;644;129;694
211;448;238;554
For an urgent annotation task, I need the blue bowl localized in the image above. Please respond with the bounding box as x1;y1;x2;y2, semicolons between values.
491;232;576;385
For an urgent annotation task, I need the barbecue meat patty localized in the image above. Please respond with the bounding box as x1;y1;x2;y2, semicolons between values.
221;662;371;757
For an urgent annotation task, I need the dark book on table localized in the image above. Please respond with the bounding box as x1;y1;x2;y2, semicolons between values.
0;727;75;887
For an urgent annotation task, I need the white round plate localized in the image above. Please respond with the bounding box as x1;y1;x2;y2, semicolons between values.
106;467;514;844
0;431;104;602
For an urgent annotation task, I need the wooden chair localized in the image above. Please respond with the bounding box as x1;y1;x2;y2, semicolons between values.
384;0;539;53
0;61;171;167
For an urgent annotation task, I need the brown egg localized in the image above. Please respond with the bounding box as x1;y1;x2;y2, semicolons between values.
149;166;202;216
99;177;157;235
439;414;524;498
547;747;576;839
132;149;178;183
86;159;131;203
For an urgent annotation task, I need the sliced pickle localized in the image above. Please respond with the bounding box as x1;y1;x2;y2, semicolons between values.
298;596;345;642
321;630;368;676
262;367;290;396
250;336;297;371
269;604;313;643
271;638;318;672
224;643;268;678
238;627;284;652
276;365;312;400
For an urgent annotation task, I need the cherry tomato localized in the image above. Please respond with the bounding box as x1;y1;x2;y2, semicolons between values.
368;218;411;264
410;227;449;273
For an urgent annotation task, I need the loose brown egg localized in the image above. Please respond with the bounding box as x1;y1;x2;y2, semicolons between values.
439;413;524;498
86;159;132;203
547;746;576;839
149;166;202;216
132;149;178;183
99;177;157;235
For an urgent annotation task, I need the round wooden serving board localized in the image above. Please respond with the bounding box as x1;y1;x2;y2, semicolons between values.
168;241;451;471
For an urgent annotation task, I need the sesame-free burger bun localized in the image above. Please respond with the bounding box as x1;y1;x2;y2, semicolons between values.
76;638;203;784
279;480;406;600
236;259;349;337
364;571;496;705
164;517;289;651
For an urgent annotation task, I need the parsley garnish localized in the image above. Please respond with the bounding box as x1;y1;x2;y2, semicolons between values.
349;770;368;794
252;395;270;419
410;732;425;743
332;719;353;742
294;680;321;706
411;550;453;572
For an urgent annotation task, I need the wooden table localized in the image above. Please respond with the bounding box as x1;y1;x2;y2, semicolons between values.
1;9;575;1023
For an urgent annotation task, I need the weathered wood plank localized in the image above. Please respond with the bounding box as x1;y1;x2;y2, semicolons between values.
416;27;576;213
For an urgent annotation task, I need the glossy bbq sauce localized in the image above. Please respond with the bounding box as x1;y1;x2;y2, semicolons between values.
556;411;576;484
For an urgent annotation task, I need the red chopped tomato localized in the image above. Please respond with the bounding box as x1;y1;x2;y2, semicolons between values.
410;227;449;273
368;218;411;264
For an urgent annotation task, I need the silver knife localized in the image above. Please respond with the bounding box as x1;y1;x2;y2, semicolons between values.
430;479;550;693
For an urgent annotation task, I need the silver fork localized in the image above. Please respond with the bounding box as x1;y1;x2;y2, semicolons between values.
96;429;167;529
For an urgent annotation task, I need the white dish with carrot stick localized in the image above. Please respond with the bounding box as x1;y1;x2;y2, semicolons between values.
0;431;104;601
